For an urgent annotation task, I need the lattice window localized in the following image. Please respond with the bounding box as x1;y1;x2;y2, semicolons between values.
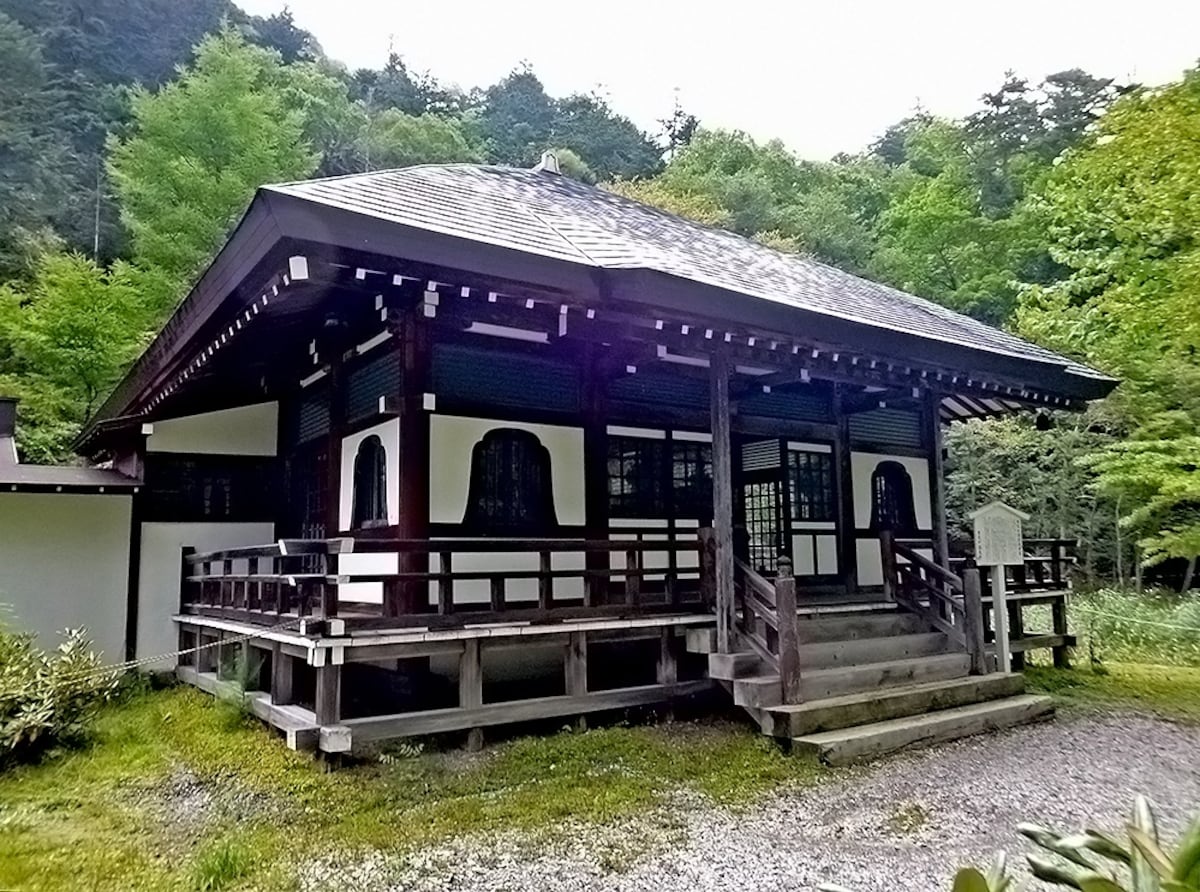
788;450;835;522
608;436;666;518
870;460;918;536
672;441;712;520
462;428;558;534
351;435;389;529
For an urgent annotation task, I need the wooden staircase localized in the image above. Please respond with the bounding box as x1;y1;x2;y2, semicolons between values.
691;556;1053;765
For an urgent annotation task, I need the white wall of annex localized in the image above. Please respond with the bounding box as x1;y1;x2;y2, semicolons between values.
0;493;132;661
338;418;401;531
137;521;275;667
146;402;279;456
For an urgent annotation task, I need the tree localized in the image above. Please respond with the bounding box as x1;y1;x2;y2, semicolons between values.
1017;68;1200;586
361;109;481;170
106;27;318;299
550;93;661;180
476;65;555;167
0;254;150;461
0;13;70;278
241;6;319;63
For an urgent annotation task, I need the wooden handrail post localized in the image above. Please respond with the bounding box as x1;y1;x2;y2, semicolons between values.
1051;540;1065;589
698;527;717;611
321;550;339;621
775;556;803;704
624;548;640;607
962;567;988;675
879;529;897;600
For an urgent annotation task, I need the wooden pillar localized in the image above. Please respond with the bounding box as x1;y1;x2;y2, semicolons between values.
656;627;679;721
388;308;431;616
832;385;858;593
565;631;588;731
323;348;347;538
1051;597;1070;668
460;638;484;751
925;391;951;572
709;350;735;654
879;529;897;600
582;345;609;606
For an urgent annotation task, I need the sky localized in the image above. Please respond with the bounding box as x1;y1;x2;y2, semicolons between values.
237;0;1200;160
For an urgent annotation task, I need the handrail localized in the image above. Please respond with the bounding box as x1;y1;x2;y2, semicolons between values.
893;540;963;589
732;557;802;704
734;558;777;605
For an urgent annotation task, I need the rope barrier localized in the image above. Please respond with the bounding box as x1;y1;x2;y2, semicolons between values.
0;617;306;698
1070;604;1200;634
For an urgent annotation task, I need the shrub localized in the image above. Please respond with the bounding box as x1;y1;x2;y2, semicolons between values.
0;623;119;767
1071;589;1200;667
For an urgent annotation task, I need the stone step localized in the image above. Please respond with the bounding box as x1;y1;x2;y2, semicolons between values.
798;632;953;670
799;653;972;700
792;693;1055;765
795;611;927;642
685;627;718;654
732;673;785;709
764;672;1026;737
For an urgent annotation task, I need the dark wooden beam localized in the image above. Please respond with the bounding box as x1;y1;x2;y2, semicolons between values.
925;391;950;572
710;349;735;653
832;385;858;593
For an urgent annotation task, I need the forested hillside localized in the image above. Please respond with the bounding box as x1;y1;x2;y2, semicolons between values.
0;1;1195;587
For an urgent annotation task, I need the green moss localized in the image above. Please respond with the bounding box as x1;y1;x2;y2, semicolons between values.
1027;662;1200;722
0;687;819;891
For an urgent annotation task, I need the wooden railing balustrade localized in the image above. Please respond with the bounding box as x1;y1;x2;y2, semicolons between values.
733;556;803;704
181;536;707;633
880;531;989;675
947;538;1076;595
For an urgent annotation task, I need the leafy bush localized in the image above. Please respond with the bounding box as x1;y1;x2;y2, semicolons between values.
0;623;119;767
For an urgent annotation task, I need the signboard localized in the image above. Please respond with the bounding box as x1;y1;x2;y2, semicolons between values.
969;501;1029;567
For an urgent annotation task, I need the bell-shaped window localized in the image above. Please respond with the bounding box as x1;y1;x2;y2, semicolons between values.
462;428;558;535
870;460;918;536
351;435;389;528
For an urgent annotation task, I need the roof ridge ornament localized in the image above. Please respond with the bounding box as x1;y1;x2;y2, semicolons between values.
533;150;560;174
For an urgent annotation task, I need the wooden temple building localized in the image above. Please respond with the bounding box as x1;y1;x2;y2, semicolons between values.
62;155;1115;762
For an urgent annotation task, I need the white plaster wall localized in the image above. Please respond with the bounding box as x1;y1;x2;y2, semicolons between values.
851;451;932;586
137;522;274;666
338;418;401;531
0;493;132;661
429;415;585;525
146;402;278;456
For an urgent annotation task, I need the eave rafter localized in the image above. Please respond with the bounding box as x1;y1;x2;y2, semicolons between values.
127;252;1088;428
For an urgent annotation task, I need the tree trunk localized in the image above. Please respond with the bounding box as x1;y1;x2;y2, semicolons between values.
1181;555;1196;594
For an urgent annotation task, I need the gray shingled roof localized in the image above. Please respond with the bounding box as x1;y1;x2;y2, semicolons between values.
267;164;1109;384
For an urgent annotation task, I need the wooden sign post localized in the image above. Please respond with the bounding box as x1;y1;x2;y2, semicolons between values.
969;501;1029;673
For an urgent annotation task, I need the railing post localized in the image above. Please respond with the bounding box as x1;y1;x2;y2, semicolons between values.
438;550;453;614
775;556;803;704
538;550;552;610
879;529;897;600
624;547;640;608
962;567;988;675
699;527;717;611
1051;540;1065;589
321;547;339;622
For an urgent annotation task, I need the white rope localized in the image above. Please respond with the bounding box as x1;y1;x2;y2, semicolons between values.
0;618;304;697
1072;604;1200;633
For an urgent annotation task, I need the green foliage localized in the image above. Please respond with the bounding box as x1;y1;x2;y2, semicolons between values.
107;27;319;289
1067;590;1200;668
0;253;152;460
363;108;482;171
189;838;252;891
0;623;118;768
1019;796;1200;891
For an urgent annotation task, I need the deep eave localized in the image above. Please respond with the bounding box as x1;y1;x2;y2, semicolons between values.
80;166;1118;451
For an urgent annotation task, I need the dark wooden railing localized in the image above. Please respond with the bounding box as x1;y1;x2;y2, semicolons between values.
948;538;1076;595
881;531;988;675
734;556;802;704
181;536;707;633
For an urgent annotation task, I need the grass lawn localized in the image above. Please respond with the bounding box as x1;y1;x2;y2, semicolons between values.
0;686;818;892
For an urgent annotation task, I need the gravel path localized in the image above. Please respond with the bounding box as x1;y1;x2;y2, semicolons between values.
301;710;1200;892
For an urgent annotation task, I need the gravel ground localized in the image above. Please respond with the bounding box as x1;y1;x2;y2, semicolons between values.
300;710;1200;892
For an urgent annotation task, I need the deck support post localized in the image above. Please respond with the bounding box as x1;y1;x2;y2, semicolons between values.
460;638;483;751
315;665;341;726
710;349;735;654
962;568;988;675
197;631;217;674
656;628;679;720
271;642;296;705
1051;597;1070;668
565;631;588;731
